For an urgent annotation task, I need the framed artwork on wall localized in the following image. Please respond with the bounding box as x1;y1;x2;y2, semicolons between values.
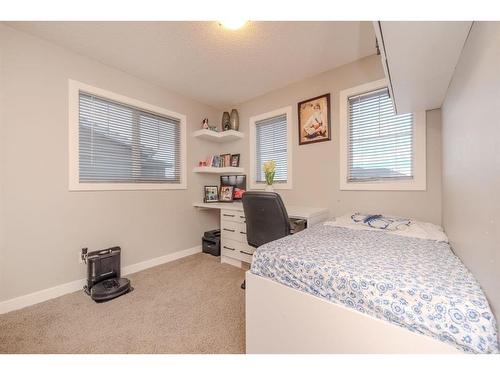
297;93;331;145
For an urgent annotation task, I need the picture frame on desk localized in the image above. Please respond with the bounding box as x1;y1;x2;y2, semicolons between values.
219;186;234;202
220;175;246;200
203;185;219;203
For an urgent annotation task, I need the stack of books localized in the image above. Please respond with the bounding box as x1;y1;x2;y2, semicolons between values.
205;153;239;168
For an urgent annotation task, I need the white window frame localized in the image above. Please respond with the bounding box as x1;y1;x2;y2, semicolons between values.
249;106;293;190
339;79;426;191
68;79;187;191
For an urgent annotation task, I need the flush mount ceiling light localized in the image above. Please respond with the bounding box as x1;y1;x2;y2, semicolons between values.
218;20;248;30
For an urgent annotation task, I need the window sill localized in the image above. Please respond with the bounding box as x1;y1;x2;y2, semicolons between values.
340;179;426;191
249;182;293;190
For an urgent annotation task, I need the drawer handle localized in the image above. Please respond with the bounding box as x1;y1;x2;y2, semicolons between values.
240;250;253;256
240;216;245;219
223;246;235;251
223;228;235;232
239;231;246;235
223;214;235;217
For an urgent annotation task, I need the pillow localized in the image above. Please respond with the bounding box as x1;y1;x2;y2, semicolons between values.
325;212;449;242
351;213;411;231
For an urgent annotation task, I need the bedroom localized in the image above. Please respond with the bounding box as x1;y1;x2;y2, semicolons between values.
0;0;499;373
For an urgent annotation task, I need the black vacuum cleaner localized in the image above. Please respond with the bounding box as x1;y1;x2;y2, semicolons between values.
82;246;131;302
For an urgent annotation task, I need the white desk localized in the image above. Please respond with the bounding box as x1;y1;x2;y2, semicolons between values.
193;202;329;268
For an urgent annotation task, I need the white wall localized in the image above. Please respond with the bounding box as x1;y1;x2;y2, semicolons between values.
228;55;443;224
0;25;446;305
0;24;221;301
442;22;500;317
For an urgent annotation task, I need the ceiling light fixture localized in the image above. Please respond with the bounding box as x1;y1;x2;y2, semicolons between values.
218;20;247;30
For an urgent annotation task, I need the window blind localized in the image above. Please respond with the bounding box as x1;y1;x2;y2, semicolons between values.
255;114;288;183
79;92;181;183
348;88;413;181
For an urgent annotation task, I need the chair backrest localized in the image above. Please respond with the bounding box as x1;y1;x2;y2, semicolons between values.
242;191;290;248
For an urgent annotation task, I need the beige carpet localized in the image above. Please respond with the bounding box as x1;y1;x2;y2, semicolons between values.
0;253;246;354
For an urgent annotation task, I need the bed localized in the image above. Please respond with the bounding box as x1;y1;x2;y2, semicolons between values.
246;214;499;354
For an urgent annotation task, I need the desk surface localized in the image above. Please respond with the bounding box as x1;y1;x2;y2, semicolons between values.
193;201;329;220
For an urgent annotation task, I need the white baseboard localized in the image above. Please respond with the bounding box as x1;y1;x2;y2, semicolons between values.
121;245;200;276
0;245;201;315
0;278;88;316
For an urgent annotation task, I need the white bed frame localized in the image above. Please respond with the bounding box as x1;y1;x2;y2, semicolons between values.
245;272;459;354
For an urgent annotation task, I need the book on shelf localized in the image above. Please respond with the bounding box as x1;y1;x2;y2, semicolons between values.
212;155;220;167
203;153;240;168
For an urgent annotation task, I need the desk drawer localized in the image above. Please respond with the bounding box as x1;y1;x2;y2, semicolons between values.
221;209;246;224
221;220;247;242
221;238;254;264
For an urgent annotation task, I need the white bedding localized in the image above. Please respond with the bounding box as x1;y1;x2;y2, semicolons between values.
250;214;498;353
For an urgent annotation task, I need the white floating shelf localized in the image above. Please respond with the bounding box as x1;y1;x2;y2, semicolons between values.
193;166;245;174
192;129;244;143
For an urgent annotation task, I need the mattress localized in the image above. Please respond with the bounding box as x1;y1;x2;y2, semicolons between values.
250;224;499;353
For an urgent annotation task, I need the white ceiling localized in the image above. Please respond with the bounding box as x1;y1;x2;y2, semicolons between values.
7;21;376;109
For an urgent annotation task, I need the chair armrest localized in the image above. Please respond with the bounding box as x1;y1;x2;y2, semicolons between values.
289;218;306;234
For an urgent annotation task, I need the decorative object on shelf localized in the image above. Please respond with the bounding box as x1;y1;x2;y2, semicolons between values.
198;160;207;167
298;93;331;145
263;160;276;192
201;118;209;129
222;111;231;131
199;118;218;132
204;186;219;203
230;154;240;167
229;109;240;131
219;185;234;202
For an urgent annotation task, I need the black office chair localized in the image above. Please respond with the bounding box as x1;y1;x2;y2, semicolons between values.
240;191;292;289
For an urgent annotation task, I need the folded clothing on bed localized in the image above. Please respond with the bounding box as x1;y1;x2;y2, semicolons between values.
350;213;411;231
250;223;498;353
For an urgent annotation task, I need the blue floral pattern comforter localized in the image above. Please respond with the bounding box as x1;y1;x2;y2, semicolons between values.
250;224;499;353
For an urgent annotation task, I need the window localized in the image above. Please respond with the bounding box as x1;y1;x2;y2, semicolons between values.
249;106;292;189
339;79;426;190
69;80;186;190
255;114;288;183
348;88;413;181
